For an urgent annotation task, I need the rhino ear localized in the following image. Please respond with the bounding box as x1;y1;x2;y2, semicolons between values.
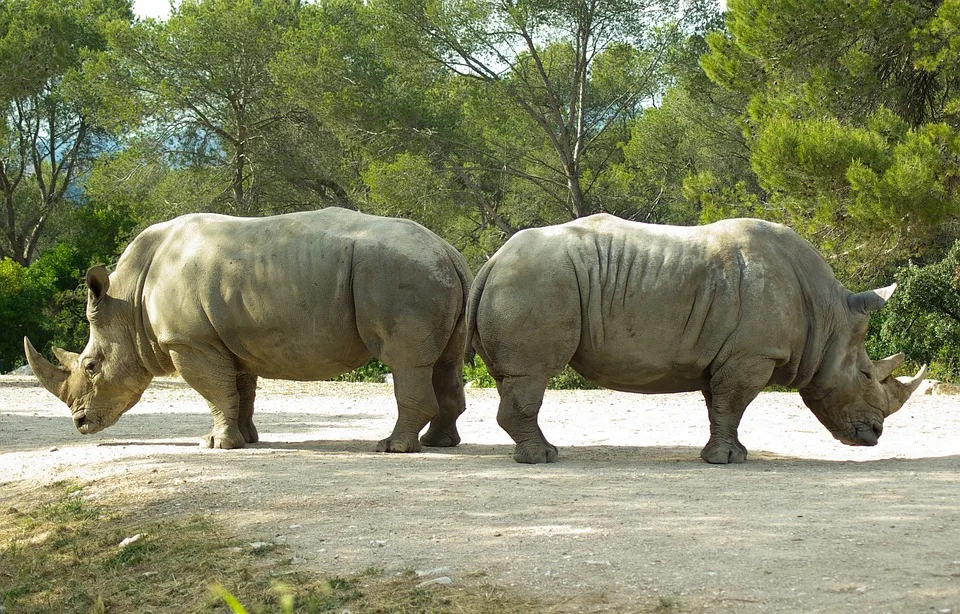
848;283;896;315
86;265;110;305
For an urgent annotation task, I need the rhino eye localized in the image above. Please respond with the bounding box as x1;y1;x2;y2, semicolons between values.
83;360;100;377
860;369;873;381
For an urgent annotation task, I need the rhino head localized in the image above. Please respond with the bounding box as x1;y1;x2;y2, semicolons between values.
799;284;926;446
24;265;153;435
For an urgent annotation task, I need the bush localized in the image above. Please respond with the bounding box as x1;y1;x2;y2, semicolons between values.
333;359;391;383
462;356;600;390
0;244;92;372
870;240;960;382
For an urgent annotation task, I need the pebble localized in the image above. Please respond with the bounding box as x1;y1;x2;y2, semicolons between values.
416;567;451;577
119;534;142;548
249;541;270;549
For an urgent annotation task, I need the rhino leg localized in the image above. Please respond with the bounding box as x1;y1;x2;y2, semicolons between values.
169;346;246;450
419;358;465;447
496;374;558;464
237;373;259;444
377;364;437;453
699;358;773;464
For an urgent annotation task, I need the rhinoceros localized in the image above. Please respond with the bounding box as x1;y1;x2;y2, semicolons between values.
465;214;927;464
25;208;472;451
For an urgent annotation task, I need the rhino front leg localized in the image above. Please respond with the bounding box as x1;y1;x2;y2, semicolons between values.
169;346;246;450
419;358;465;448
237;373;259;444
497;374;557;464
700;358;774;464
377;365;437;453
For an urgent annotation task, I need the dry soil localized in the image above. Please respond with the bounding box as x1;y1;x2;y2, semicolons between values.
1;375;958;613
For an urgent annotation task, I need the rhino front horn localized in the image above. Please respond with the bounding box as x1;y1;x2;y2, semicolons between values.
23;337;70;400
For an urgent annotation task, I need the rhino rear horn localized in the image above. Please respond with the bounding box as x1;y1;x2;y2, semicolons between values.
874;353;905;381
52;347;80;370
23;337;70;400
884;364;928;417
848;283;897;315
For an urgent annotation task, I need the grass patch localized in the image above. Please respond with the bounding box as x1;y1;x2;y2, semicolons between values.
0;481;589;613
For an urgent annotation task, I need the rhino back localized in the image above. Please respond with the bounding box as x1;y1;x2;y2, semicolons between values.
119;209;463;380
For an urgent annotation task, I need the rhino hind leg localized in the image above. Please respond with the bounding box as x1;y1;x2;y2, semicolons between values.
377;364;438;453
419;358;465;447
237;373;259;444
496;374;557;464
699;358;774;464
170;346;246;450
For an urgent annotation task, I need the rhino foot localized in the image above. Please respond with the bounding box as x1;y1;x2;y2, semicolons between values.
700;439;748;464
203;425;247;450
376;433;423;453
420;426;460;448
513;441;559;464
239;419;259;444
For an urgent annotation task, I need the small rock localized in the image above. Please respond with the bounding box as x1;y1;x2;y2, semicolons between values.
288;524;302;529
416;576;452;588
416;567;451;577
586;560;611;566
119;534;142;548
48;447;58;452
141;571;158;578
371;540;386;547
249;541;270;550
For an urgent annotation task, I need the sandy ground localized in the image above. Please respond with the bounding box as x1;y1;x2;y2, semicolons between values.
1;374;959;613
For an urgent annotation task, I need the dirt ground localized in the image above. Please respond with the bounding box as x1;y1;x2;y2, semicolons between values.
1;374;958;613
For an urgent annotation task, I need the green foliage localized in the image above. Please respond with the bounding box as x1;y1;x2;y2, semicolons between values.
549;366;601;390
333;359;392;383
871;241;960;381
0;0;133;264
702;0;960;286
463;356;496;388
463;356;599;390
0;244;89;371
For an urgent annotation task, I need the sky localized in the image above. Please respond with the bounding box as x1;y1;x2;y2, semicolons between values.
132;0;171;20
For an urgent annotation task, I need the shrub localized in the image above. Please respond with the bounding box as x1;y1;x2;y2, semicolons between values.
869;240;960;382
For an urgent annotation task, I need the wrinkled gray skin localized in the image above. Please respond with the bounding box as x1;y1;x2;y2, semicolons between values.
465;214;927;464
25;208;472;451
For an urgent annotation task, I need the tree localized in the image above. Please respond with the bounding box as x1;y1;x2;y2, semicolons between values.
97;0;347;216
379;0;705;223
607;8;756;226
701;0;960;284
0;0;132;264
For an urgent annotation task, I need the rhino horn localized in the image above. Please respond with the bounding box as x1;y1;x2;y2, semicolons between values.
874;352;905;381
883;364;928;418
848;283;897;315
23;337;70;400
52;347;80;370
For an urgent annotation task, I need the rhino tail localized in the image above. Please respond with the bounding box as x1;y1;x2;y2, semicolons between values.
437;242;475;366
464;256;495;364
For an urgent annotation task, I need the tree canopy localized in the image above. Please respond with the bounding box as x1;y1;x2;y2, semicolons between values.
2;0;960;377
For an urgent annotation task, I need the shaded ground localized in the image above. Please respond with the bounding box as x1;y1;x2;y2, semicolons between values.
2;375;959;612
